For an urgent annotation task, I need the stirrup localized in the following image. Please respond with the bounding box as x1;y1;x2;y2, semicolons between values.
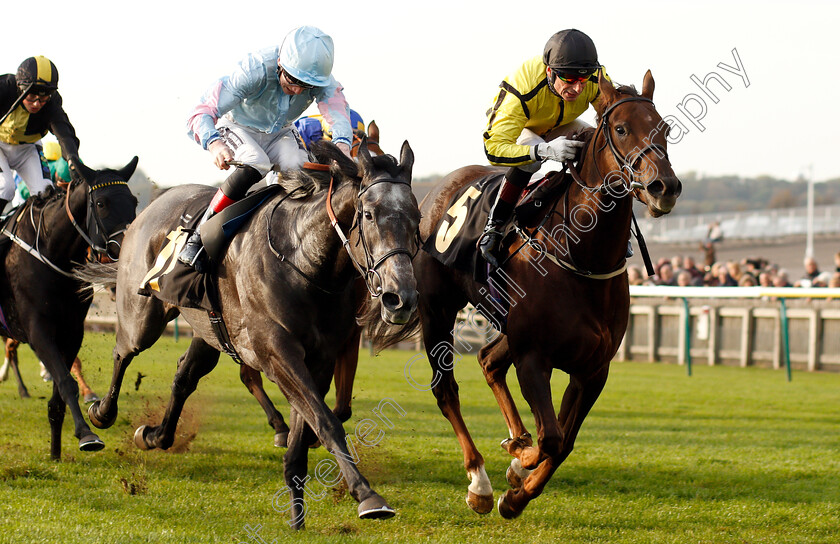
178;231;206;271
477;226;505;268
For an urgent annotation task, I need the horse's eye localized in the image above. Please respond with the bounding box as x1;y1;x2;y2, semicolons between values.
615;125;627;136
364;210;373;221
97;201;106;208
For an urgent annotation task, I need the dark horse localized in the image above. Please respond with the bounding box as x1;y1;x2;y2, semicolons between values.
85;141;419;528
412;72;681;518
0;159;138;459
239;119;386;448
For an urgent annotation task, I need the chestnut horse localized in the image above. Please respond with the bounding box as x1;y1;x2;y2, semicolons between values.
412;72;681;518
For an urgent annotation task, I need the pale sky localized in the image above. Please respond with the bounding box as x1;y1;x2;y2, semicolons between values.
4;0;838;187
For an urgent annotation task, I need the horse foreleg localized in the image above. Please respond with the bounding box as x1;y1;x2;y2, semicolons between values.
47;383;66;460
4;339;30;399
70;357;99;403
239;365;289;447
280;408;312;530
89;304;172;430
35;345;104;455
135;337;220;451
263;344;393;522
477;335;530;444
332;324;361;423
88;346;134;429
499;363;610;519
496;354;561;518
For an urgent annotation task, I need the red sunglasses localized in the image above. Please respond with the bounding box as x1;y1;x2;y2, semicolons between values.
554;71;593;84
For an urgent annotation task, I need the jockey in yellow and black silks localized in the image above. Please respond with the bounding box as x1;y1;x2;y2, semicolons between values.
478;29;612;268
0;56;81;212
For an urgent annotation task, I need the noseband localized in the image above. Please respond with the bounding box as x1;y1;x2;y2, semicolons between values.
327;173;417;297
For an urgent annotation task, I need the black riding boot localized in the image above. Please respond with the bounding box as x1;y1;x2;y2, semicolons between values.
178;165;262;271
477;167;530;268
0;199;9;215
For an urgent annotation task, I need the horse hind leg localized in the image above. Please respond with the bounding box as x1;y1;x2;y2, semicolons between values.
419;289;493;514
239;365;289;448
135;337;220;451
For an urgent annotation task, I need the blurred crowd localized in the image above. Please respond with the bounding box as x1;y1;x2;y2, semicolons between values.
628;251;840;289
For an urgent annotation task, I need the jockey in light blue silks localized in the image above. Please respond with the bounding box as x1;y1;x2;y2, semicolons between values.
180;25;354;271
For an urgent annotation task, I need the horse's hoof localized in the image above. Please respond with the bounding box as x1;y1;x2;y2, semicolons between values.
79;433;105;452
84;392;101;404
466;490;494;514
273;431;288;448
87;401;114;429
506;465;523;489
358;494;395;519
497;490;522;520
134;426;153;451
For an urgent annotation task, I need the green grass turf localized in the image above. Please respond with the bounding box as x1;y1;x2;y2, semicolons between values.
0;331;838;543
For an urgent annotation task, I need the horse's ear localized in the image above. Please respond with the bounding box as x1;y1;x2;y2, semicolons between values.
641;70;655;100
367;120;379;141
398;141;414;182
598;69;618;103
72;159;97;183
357;136;374;172
117;156;139;181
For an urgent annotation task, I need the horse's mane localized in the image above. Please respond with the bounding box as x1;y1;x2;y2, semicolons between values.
276;140;359;197
27;183;64;208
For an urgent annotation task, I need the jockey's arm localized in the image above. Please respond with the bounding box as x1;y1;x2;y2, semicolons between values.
186;54;264;150
315;79;352;158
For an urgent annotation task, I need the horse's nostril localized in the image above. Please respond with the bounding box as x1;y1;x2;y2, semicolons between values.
646;179;665;197
381;292;401;310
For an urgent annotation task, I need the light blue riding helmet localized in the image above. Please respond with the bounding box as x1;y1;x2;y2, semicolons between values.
278;26;335;87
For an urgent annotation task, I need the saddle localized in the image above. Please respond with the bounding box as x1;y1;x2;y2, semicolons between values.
138;184;283;310
421;168;569;281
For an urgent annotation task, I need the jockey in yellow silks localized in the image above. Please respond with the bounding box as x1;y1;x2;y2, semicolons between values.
478;29;612;268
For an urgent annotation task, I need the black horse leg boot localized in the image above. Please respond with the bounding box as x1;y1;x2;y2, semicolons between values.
477;167;530;268
178;165;262;271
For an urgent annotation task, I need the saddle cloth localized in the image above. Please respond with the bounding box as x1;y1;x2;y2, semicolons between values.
137;185;282;310
421;169;567;283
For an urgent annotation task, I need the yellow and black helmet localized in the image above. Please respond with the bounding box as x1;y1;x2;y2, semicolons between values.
16;56;59;93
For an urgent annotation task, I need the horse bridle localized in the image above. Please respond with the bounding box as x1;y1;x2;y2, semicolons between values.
326;172;417;297
583;96;671;196
64;179;129;260
514;96;670;279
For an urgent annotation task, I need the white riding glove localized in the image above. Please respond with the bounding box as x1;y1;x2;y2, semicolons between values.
534;137;585;163
208;139;234;170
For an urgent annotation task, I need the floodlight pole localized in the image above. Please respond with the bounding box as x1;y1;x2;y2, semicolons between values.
805;164;814;259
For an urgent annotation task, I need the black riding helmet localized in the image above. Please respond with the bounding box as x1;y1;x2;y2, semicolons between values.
543;29;599;74
16;56;59;95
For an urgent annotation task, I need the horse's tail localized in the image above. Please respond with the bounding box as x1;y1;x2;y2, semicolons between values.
73;261;119;294
357;300;422;354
